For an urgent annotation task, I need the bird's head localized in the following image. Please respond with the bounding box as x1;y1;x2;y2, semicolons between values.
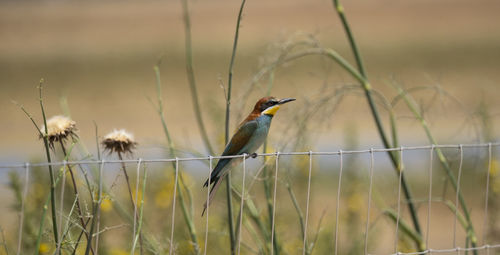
253;96;296;116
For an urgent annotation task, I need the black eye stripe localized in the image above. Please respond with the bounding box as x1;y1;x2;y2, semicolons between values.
260;100;278;111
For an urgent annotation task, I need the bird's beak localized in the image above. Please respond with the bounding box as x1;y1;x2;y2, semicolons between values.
278;98;296;105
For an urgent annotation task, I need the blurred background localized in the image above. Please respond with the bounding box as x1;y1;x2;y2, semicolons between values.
1;0;499;161
1;0;500;254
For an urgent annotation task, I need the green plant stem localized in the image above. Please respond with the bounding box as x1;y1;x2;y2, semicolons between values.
180;0;214;155
86;160;103;255
116;152;144;254
263;144;280;255
224;1;247;253
231;187;271;252
37;81;60;252
330;2;423;242
33;143;75;255
153;64;200;254
384;210;425;251
131;168;147;255
329;1;425;243
332;0;366;76
117;152;136;210
285;181;306;251
263;75;280;255
59;141;94;255
444;201;468;232
276;47;423;250
394;85;478;254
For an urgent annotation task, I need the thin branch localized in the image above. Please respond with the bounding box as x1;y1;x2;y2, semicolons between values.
180;0;214;155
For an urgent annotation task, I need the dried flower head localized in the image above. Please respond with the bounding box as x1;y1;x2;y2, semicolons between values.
39;115;77;148
102;129;137;154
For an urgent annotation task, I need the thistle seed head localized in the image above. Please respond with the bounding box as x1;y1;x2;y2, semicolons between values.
102;129;137;154
39;115;77;148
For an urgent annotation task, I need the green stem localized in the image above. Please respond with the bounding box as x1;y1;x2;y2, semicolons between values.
263;144;280;254
329;0;427;239
285;181;305;248
59;141;93;255
117;152;136;211
332;0;366;76
34;143;75;255
283;47;424;243
131;168;147;254
37;81;60;252
383;209;425;251
86;160;104;255
231;187;270;251
225;1;247;253
394;85;478;254
180;0;214;155
153;64;200;254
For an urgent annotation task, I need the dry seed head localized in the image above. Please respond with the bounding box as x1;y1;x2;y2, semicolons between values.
39;115;77;148
102;129;137;154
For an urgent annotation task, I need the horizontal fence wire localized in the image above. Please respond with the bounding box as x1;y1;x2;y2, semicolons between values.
1;142;499;168
3;142;500;255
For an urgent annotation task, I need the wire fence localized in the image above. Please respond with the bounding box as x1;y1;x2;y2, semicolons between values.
1;142;500;255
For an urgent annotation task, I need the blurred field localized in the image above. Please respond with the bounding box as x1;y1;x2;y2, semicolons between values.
1;0;500;160
1;0;500;254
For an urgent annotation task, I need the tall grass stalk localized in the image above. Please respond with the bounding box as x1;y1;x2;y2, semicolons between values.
86;160;104;255
330;1;423;242
15;81;60;252
383;210;424;250
117;152;137;212
16;163;29;255
285;180;306;251
262;71;281;255
180;0;214;155
37;81;60;252
393;84;479;254
262;147;280;255
224;1;247;253
254;36;424;251
58;140;93;253
115;151;146;254
153;64;200;254
57;195;79;253
32;143;75;255
231;186;271;253
131;167;147;254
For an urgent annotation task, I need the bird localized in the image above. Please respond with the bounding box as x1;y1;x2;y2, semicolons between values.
202;96;296;216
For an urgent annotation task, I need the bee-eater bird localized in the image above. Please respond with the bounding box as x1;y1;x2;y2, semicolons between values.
202;96;296;216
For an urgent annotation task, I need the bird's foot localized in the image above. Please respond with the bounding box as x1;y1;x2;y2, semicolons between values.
250;152;258;158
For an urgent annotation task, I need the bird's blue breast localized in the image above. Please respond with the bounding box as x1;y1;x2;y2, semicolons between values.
239;114;273;154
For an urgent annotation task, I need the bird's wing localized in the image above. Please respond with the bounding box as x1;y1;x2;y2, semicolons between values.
203;120;258;187
222;119;258;156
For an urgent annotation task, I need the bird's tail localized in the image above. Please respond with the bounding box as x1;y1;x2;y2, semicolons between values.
201;172;227;216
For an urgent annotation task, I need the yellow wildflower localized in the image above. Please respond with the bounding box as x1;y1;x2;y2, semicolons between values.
347;192;364;213
490;159;498;177
100;197;113;212
283;239;302;254
492;178;500;194
109;248;128;255
39;243;50;254
132;188;143;204
155;188;173;208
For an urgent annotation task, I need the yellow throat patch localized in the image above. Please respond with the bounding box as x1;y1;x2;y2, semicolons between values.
262;105;280;116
